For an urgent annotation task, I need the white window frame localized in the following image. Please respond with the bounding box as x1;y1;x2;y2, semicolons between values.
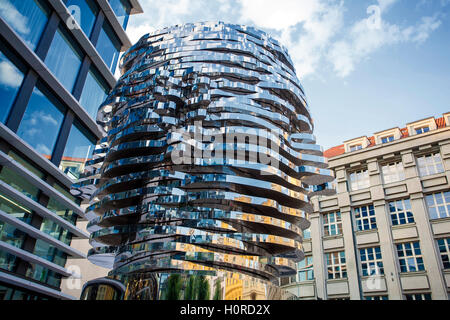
381;161;405;184
426;191;450;219
415;126;430;134
354;204;377;231
323;211;342;236
303;227;311;240
297;256;314;282
325;251;347;279
350;144;362;152
381;135;394;144
388;198;414;226
359;246;384;277
365;295;388;300
416;152;444;177
396;241;425;273
348;169;370;191
437;238;450;270
405;293;431;300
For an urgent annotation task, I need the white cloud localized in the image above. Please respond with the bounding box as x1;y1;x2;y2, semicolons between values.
239;0;322;30
328;13;442;77
36;143;51;155
125;0;443;79
34;111;59;126
0;0;30;35
0;60;23;88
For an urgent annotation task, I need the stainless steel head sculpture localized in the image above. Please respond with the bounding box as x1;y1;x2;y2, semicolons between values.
74;22;335;300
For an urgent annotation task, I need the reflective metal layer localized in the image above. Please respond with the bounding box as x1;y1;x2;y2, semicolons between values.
73;22;334;299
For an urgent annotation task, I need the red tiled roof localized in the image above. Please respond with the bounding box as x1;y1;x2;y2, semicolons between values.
324;144;344;158
324;116;447;159
436;116;445;129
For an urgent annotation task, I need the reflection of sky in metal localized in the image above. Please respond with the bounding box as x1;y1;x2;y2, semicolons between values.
74;22;335;280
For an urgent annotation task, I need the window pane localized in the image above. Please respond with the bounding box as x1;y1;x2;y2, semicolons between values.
108;0;130;30
47;196;78;226
0;193;33;223
0;220;27;248
0;0;49;50
79;67;109;118
59;120;95;180
96;21;120;72
0;48;25;123
33;239;67;267
0;166;40;201
65;0;98;37
45;27;83;92
16;85;65;158
0;251;18;272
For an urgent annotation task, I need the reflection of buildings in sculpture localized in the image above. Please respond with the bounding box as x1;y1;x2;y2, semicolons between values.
224;273;243;300
74;22;334;300
242;277;267;300
59;156;92;180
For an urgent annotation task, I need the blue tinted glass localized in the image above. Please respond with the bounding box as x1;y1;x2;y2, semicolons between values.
0;0;49;50
33;239;67;267
109;0;130;29
96;21;120;72
0;220;27;248
17;85;65;158
0;50;24;123
79;67;109;118
303;228;311;239
59;121;95;179
65;0;98;37
45;28;83;92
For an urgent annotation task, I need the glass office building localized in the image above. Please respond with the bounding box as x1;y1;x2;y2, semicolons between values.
75;22;334;300
0;0;142;300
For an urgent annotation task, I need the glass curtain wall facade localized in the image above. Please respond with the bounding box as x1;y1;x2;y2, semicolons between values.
75;22;334;300
0;0;142;300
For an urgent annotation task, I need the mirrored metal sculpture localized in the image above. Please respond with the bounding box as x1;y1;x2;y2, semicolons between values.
73;22;335;300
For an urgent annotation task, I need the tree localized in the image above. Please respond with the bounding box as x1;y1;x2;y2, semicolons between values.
197;275;210;300
166;274;182;300
184;275;195;300
213;278;222;300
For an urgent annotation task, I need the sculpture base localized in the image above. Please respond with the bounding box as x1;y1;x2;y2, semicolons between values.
81;271;299;300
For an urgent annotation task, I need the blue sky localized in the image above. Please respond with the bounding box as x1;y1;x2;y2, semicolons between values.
125;0;450;149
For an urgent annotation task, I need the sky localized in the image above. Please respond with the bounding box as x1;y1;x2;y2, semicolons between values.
124;0;450;149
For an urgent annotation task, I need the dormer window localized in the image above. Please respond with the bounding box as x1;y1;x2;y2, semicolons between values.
344;136;370;153
407;118;436;136
415;126;430;135
381;136;394;144
350;144;362;152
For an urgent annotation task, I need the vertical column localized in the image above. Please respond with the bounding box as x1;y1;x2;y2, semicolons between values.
5;70;38;132
368;158;403;299
335;166;361;299
309;198;326;299
35;12;60;60
340;207;361;300
372;199;403;299
50;110;75;166
440;140;450;180
402;150;447;299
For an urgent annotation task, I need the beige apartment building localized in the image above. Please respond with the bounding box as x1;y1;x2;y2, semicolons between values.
283;112;450;300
